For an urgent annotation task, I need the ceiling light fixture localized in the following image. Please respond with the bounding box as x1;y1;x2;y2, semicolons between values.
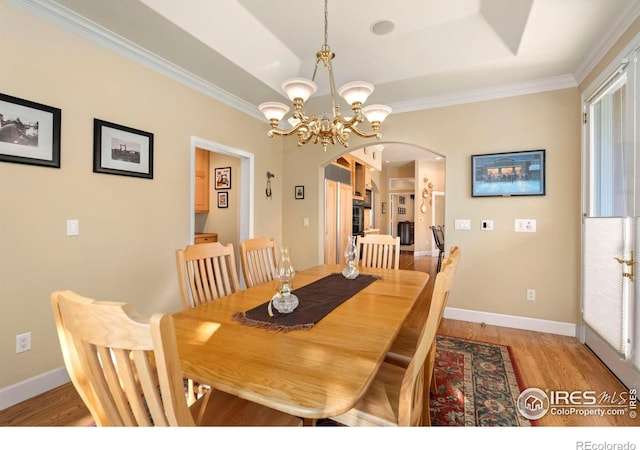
258;0;392;152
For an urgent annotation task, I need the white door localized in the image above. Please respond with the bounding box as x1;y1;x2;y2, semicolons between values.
582;50;639;391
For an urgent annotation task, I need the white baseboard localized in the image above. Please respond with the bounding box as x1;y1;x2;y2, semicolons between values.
443;307;577;337
0;366;70;411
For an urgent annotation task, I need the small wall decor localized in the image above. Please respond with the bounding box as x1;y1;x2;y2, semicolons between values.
471;149;546;197
381;202;387;214
295;185;304;199
93;119;153;179
217;191;228;208
0;92;61;168
215;167;231;190
266;171;275;198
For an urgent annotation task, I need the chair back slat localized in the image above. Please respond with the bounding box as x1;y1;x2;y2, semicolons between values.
50;290;195;426
356;234;400;269
239;237;277;288
176;242;241;309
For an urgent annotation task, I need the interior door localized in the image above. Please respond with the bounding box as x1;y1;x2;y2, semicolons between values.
583;51;639;391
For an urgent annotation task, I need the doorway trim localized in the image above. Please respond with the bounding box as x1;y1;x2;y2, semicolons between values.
190;136;254;244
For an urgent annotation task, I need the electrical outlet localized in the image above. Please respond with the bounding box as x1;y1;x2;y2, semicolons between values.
526;289;536;301
16;332;31;353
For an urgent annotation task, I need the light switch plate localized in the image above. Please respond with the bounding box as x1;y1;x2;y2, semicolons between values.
66;219;79;236
481;220;494;231
454;219;471;230
515;219;536;232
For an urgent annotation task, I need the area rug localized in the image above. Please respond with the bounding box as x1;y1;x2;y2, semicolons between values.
430;335;534;426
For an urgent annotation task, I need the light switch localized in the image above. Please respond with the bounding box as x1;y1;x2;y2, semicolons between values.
515;219;536;232
454;219;471;230
66;219;79;236
481;220;494;231
303;217;309;227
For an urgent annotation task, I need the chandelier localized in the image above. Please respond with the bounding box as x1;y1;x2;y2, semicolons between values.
258;0;392;152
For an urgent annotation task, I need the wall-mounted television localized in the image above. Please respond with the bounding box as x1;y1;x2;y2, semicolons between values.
471;149;546;197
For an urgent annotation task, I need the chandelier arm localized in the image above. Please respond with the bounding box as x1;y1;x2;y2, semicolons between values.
267;120;312;138
347;124;382;140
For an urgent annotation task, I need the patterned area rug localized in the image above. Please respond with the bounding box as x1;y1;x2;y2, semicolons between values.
430;335;534;426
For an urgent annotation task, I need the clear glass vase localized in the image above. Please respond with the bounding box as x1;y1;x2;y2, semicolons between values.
272;246;299;313
342;235;360;279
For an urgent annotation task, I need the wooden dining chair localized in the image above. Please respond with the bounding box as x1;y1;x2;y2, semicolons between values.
175;242;241;310
328;263;456;426
356;234;401;269
239;237;277;288
385;246;462;397
50;290;302;426
431;225;445;272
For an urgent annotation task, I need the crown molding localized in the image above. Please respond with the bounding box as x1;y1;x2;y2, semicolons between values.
574;0;640;85
11;0;264;121
389;74;578;113
13;0;624;118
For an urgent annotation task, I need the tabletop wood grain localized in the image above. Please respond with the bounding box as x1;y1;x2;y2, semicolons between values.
172;264;429;419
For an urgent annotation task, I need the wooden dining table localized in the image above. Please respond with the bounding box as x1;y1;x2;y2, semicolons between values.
172;263;429;419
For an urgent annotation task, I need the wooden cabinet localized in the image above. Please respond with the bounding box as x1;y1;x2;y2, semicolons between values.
194;233;218;244
194;148;209;212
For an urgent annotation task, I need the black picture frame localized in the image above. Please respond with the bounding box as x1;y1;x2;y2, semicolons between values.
93;119;153;179
471;149;546;197
217;191;228;208
295;185;304;199
0;93;61;168
215;167;231;190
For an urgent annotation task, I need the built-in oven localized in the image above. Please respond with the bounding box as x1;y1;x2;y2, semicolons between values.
353;199;365;236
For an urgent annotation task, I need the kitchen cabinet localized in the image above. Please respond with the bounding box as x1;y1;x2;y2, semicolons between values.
194;148;209;212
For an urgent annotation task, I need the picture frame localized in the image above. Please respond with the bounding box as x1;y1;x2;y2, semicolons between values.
295;185;304;199
217;191;228;208
215;167;231;190
0;93;61;168
93;119;153;179
471;149;546;197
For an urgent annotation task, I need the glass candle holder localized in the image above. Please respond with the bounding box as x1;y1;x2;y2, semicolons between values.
272;246;299;313
342;235;360;279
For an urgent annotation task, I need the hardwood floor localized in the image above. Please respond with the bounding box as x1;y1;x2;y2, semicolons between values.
1;252;636;426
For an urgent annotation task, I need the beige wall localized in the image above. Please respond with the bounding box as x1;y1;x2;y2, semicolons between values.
284;88;582;326
0;1;283;389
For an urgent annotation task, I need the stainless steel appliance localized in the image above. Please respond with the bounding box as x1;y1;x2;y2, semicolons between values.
353;199;365;236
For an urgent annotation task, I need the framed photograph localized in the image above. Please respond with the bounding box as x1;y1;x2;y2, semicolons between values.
0;93;61;168
295;185;304;199
93;119;153;179
381;202;387;214
215;167;231;190
217;191;228;208
471;149;546;197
